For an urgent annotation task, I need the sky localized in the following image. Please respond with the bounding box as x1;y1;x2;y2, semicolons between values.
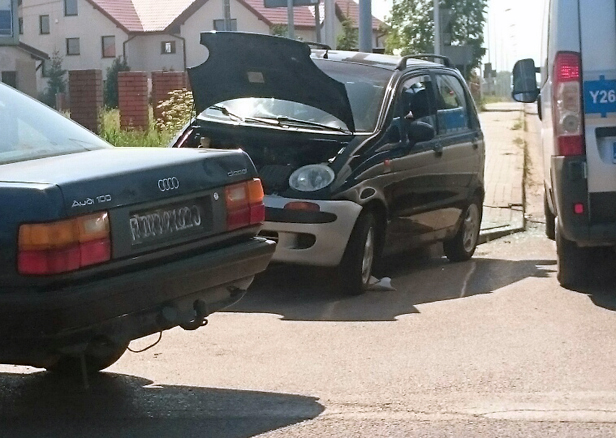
370;0;546;72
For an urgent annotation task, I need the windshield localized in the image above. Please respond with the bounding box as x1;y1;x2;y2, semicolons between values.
0;84;111;165
199;62;391;133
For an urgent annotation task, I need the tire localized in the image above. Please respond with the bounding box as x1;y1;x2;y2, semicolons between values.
444;197;482;262
46;339;129;375
544;191;556;240
339;212;377;295
556;220;590;289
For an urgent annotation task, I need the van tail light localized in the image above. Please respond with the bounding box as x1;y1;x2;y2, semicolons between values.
552;51;585;156
225;178;265;230
18;212;111;275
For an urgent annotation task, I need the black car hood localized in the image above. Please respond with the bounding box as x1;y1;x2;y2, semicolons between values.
187;32;356;132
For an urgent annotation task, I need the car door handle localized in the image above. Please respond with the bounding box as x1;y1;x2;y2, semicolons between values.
433;143;443;157
472;140;480;149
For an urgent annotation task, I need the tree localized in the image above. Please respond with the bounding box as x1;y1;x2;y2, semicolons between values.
104;56;130;108
337;17;358;50
40;51;66;108
385;0;487;78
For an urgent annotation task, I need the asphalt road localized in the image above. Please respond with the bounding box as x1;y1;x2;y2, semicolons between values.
2;113;616;437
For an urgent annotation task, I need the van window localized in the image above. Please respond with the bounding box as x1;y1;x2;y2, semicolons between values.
434;74;469;134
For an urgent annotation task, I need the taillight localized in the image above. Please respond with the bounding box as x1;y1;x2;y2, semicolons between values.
18;212;111;275
225;178;265;230
552;51;585;156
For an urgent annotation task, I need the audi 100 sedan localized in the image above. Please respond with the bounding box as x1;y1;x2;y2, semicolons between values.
172;32;485;295
0;83;275;373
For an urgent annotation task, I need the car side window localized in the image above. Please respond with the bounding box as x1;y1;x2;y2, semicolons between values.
434;74;470;135
398;75;436;127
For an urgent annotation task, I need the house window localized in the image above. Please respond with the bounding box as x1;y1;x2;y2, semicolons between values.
66;37;80;55
213;19;237;31
102;36;115;58
64;0;78;16
39;15;50;34
161;41;176;54
1;71;17;88
18;17;23;35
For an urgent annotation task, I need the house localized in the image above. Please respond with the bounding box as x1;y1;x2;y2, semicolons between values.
17;0;383;92
0;41;48;96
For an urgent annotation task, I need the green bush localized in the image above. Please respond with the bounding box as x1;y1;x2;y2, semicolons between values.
155;88;194;133
99;108;174;147
104;57;130;109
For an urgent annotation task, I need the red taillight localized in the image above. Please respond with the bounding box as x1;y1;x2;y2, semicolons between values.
552;51;584;156
18;212;111;275
574;203;585;215
225;178;265;230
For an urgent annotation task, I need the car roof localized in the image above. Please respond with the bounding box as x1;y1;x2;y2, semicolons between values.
310;49;447;71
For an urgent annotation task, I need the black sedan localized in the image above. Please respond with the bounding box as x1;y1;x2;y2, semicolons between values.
0;83;275;373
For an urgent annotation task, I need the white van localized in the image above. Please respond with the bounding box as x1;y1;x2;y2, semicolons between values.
512;0;616;288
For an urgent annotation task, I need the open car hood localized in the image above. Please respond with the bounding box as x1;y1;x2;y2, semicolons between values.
187;32;355;132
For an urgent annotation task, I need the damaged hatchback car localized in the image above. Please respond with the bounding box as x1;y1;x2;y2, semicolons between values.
171;32;485;295
0;83;275;373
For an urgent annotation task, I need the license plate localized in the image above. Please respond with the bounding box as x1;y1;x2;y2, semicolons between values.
129;197;209;246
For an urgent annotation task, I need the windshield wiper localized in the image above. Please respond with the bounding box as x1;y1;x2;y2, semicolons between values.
258;116;351;134
209;105;279;127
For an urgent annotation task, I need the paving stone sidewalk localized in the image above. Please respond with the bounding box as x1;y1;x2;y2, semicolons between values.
478;102;527;243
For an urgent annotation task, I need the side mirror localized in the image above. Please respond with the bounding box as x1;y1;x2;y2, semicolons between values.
511;58;540;103
407;121;435;143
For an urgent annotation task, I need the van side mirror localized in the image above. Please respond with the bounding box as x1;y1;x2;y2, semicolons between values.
407;120;435;143
512;58;540;103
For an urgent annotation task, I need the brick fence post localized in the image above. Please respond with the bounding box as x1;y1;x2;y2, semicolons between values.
151;71;189;122
118;71;149;131
68;70;103;134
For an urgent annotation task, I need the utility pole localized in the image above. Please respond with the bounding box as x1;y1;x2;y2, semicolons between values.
433;0;440;55
314;2;321;43
323;0;336;48
223;0;232;30
358;0;372;52
287;0;295;39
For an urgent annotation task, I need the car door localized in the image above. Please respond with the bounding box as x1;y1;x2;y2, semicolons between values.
431;72;483;224
382;73;453;252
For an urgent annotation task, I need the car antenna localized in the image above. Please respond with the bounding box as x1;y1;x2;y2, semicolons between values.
305;41;331;59
396;54;452;70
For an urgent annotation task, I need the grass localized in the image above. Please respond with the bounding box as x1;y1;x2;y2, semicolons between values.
98;108;176;147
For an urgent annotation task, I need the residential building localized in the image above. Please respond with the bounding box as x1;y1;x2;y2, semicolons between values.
17;0;383;93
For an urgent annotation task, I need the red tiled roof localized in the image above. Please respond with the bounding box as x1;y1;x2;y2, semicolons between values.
87;0;382;33
88;0;143;32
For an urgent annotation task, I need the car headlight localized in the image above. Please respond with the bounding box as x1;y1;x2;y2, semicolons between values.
289;164;335;192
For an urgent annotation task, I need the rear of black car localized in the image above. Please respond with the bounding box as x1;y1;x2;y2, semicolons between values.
0;148;274;368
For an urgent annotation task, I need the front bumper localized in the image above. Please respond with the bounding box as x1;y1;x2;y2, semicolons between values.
260;196;362;267
0;237;275;364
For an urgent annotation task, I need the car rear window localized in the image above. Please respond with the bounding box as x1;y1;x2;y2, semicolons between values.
0;84;111;165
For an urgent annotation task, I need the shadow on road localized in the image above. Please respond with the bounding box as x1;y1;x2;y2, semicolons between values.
0;370;324;437
562;247;616;312
225;249;555;322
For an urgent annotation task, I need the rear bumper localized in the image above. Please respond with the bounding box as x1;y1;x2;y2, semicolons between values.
0;237;275;363
553;156;616;246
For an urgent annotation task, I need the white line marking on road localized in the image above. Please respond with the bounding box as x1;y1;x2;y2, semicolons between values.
460;261;476;298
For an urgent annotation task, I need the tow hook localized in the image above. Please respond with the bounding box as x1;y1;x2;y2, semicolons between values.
179;299;209;331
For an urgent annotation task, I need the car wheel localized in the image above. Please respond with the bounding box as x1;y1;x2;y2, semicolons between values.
444;197;482;262
339;212;377;295
46;339;129;375
556;220;590;289
544;191;556;240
